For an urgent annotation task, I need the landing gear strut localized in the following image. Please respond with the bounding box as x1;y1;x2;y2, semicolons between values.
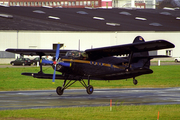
133;78;138;85
56;76;94;96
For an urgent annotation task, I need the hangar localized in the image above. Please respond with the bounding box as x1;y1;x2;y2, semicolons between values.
0;6;180;63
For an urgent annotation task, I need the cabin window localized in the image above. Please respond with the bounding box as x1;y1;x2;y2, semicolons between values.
65;51;88;59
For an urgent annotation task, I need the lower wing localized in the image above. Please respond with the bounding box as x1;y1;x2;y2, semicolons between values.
22;68;153;81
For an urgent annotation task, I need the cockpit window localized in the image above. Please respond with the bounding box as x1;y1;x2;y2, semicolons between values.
65;51;88;60
66;51;81;57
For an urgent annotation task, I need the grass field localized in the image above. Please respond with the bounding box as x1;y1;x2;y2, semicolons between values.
0;65;180;120
0;65;180;91
0;104;180;120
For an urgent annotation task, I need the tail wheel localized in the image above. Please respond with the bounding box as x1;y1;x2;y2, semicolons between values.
86;85;94;95
133;79;138;85
56;86;64;95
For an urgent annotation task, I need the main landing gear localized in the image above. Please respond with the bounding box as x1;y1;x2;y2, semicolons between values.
56;78;94;96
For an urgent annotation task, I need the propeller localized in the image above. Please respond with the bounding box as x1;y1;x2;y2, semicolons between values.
52;44;60;84
41;44;71;84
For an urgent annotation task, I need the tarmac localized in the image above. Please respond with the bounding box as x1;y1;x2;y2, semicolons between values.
0;87;180;110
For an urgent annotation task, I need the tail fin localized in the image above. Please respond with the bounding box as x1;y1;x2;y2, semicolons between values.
131;36;150;69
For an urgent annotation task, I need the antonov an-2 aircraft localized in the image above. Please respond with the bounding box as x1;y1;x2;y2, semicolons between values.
6;36;175;96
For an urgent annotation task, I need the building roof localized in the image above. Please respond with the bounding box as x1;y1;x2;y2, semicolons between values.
0;6;180;31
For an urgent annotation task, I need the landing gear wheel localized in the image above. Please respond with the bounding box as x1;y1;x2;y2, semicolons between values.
56;86;64;95
86;85;94;95
133;79;138;85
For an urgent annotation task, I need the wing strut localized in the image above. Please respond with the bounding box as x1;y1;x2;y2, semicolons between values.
126;51;134;71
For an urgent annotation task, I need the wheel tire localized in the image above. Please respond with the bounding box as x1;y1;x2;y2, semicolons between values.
175;59;178;62
56;86;64;95
22;63;25;66
86;85;94;95
11;63;14;66
133;79;138;85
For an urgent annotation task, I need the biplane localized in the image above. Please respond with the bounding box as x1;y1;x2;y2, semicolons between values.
6;36;175;95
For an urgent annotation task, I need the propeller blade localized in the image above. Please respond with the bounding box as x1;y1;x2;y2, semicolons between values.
55;44;60;61
41;59;53;64
58;62;71;67
52;65;56;84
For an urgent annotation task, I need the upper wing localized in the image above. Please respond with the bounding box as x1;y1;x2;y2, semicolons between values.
5;49;72;57
85;40;175;60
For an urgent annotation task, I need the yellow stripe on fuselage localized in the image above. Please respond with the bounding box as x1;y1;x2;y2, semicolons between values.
62;59;91;64
62;59;125;69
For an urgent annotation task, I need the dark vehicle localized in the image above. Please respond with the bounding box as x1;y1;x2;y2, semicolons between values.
10;58;32;66
32;57;50;65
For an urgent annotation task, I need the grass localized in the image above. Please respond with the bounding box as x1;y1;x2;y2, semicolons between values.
0;104;180;120
0;65;180;91
0;65;180;119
